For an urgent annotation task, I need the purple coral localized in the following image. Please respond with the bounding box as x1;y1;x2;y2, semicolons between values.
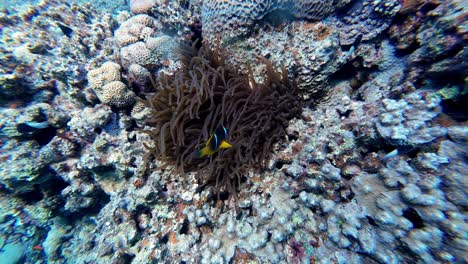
287;238;306;264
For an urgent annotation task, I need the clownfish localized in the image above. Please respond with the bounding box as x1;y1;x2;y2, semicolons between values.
196;125;232;158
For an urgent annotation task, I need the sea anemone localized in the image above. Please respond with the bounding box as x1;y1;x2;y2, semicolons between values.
142;43;301;200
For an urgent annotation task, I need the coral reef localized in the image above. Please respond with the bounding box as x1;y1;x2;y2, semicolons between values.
143;44;301;198
199;0;401;97
114;14;158;47
130;0;157;14
200;186;304;263
376;91;447;146
87;61;122;89
201;0;349;42
0;0;466;263
0;1;147;261
221;21;345;97
148;0;202;37
331;0;401;45
87;61;136;108
100;81;136;108
272;83;467;263
128;63;152;86
112;13;181;91
0;0;115;103
113;14;164;68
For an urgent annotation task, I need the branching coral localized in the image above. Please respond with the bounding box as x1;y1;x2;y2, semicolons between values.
143;44;301;198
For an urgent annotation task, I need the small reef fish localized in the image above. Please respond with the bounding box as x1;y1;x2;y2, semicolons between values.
346;34;363;57
32;245;43;251
197;125;232;158
56;22;73;38
381;145;417;160
16;121;50;134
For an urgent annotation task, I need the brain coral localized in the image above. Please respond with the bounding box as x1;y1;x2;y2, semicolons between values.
87;61;121;89
201;0;348;41
87;62;135;108
100;81;136;108
120;42;157;68
114;14;158;47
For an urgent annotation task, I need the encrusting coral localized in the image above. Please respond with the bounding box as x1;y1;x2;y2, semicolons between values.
201;0;350;42
143;44;302;198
